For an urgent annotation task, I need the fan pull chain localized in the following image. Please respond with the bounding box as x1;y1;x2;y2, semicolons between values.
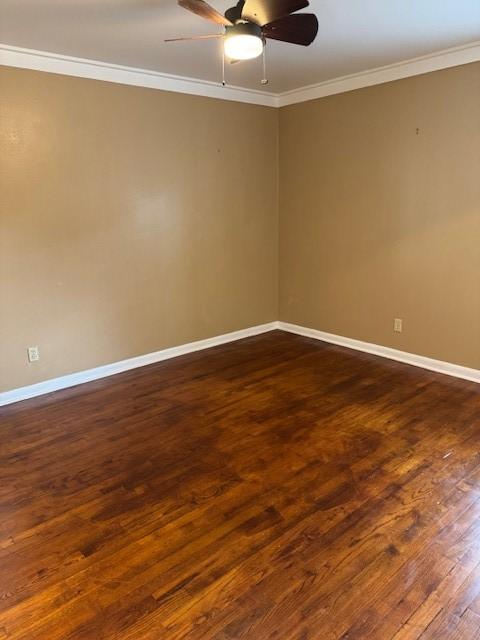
222;45;226;87
261;44;268;85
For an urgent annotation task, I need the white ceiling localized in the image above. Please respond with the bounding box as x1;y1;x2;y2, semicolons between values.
1;0;479;93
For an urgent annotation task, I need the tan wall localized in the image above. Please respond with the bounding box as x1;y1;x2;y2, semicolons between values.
279;63;480;370
2;62;479;393
0;67;279;391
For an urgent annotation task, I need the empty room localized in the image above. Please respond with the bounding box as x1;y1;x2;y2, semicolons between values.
1;1;480;638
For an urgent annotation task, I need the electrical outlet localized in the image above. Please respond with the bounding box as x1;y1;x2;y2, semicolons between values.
27;346;40;362
394;318;403;333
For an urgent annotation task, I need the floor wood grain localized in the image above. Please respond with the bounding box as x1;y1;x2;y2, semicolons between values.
1;330;480;639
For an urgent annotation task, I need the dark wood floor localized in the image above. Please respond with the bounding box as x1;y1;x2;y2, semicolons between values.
1;331;480;639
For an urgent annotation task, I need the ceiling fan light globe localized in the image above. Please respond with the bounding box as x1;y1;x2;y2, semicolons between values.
224;33;263;60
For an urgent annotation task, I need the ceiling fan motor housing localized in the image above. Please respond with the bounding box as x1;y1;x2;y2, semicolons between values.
225;21;263;40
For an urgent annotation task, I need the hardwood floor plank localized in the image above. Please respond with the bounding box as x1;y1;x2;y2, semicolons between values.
1;331;480;638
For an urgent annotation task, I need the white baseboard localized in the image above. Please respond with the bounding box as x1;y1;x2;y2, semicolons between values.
0;322;280;407
278;322;480;385
2;320;478;407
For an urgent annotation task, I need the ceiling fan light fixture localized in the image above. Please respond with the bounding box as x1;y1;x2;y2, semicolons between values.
224;22;263;60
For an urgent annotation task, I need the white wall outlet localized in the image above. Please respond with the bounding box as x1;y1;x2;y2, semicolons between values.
394;318;403;333
27;346;40;362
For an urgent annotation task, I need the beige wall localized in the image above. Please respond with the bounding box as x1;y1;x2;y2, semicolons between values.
280;63;480;370
2;62;479;393
0;68;279;391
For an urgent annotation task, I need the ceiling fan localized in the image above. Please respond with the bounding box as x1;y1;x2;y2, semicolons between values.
166;0;318;82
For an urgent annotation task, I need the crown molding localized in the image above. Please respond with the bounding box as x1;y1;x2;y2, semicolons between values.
0;44;277;107
1;41;479;108
277;40;480;106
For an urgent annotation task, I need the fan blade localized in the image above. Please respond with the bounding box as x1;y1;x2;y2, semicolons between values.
263;13;318;46
178;0;232;26
241;0;308;27
165;34;223;42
